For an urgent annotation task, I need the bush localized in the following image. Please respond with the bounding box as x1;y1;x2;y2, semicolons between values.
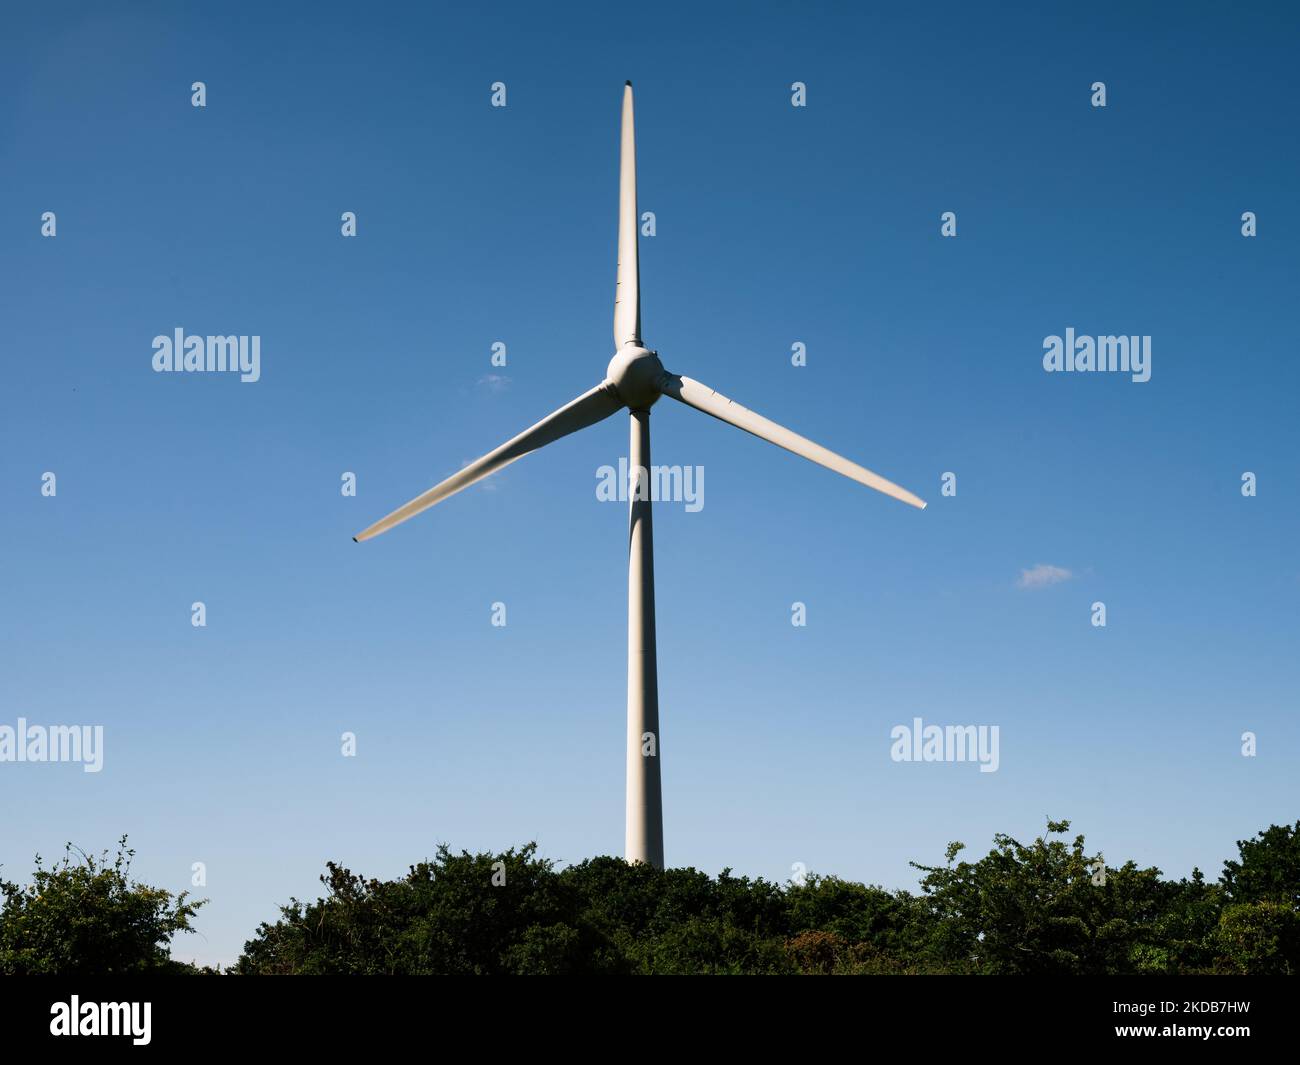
235;843;622;975
1216;901;1300;975
0;836;204;975
13;819;1300;975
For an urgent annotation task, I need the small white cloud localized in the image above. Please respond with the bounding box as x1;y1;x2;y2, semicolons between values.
1017;563;1073;590
475;374;512;393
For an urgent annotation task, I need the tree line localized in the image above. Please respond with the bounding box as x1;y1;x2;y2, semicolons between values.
2;819;1297;975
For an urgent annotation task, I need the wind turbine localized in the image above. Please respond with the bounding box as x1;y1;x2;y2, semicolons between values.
354;82;927;869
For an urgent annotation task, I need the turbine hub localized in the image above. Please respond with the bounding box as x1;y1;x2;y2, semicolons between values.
606;346;664;410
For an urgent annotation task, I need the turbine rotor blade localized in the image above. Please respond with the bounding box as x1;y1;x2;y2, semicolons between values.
660;373;927;510
354;383;624;542
613;81;641;349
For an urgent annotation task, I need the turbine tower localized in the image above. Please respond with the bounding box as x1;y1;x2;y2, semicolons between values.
354;82;927;869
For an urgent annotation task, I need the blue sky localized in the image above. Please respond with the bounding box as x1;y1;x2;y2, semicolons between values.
2;1;1297;966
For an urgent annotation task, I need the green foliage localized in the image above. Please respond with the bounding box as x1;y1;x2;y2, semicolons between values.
234;843;621;975
233;819;1298;975
559;857;791;974
1215;901;1300;975
784;874;909;944
910;819;1182;974
13;820;1300;975
0;836;204;975
1133;869;1224;974
1203;820;1300;975
1221;821;1300;907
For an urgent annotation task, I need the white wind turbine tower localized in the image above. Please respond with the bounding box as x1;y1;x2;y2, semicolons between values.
355;82;927;869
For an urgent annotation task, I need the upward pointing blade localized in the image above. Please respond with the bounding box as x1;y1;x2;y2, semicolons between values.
660;373;928;510
354;383;624;542
613;81;640;349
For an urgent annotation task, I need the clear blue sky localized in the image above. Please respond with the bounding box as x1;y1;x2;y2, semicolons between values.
2;1;1297;967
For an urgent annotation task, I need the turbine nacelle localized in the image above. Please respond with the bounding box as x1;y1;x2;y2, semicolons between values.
606;345;665;410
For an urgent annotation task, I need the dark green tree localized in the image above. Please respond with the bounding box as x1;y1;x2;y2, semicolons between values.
1130;869;1224;974
235;843;623;975
1215;901;1300;975
230;820;1299;975
559;857;792;974
1212;822;1300;974
1221;821;1300;906
910;819;1171;974
0;836;204;975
